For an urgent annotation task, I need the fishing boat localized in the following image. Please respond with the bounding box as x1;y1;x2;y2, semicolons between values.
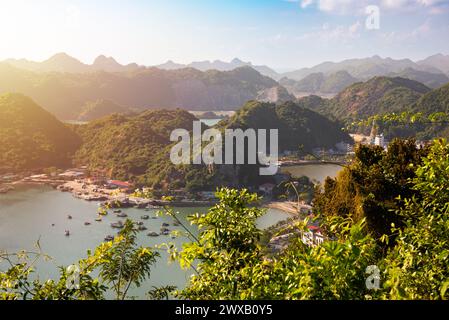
104;235;114;241
147;232;159;237
110;221;124;229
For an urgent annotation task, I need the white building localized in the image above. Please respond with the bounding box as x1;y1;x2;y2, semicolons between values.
374;134;385;148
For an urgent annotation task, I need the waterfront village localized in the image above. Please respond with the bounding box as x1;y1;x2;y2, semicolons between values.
0;165;325;250
0;131;431;250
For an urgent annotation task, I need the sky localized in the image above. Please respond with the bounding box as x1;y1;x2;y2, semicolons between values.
0;0;448;71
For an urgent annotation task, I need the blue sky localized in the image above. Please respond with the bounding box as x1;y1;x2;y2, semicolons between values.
0;0;448;70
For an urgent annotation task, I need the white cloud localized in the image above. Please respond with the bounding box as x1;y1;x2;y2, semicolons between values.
297;0;449;14
301;0;314;8
318;0;356;13
296;21;362;42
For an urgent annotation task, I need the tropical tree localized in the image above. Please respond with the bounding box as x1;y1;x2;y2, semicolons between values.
0;220;161;300
382;139;449;299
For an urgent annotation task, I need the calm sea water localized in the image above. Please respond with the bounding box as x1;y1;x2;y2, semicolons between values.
0;184;287;298
281;164;342;184
0;164;339;298
199;118;222;126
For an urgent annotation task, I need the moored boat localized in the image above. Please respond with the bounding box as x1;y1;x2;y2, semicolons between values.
110;221;124;229
104;235;114;241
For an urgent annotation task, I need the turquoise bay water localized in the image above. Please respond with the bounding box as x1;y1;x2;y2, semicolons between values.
0;164;340;297
199;118;222;126
0;184;287;297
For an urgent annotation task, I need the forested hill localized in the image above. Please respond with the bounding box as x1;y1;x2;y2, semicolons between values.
0;63;281;120
315;76;431;121
412;82;449;114
0;93;81;173
220;100;352;152
77;99;135;121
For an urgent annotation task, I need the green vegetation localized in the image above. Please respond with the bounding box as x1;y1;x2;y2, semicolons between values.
168;142;449;299
327;76;430;121
412;82;449;114
72;109;212;189
280;70;358;95
221;100;352;153
388;67;449;89
347;83;449;140
0;220;164;300
77;99;134;121
3;139;449;300
71;99;351;190
0;93;81;173
314;139;427;239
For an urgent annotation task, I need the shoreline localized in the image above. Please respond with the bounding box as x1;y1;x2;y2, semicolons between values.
4;179;309;215
265;201;299;215
279;160;346;167
6;179;217;208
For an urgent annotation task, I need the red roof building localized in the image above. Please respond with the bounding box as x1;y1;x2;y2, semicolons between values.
107;180;132;189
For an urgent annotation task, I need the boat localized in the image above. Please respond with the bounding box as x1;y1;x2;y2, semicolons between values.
95;217;102;222
141;215;150;220
113;210;122;213
110;221;124;229
67;215;73;220
147;232;159;237
84;221;91;226
104;235;114;241
160;230;170;236
151;216;157;219
117;213;128;218
136;221;144;226
65;230;70;236
160;227;170;233
147;205;162;209
162;222;170;227
138;225;147;231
